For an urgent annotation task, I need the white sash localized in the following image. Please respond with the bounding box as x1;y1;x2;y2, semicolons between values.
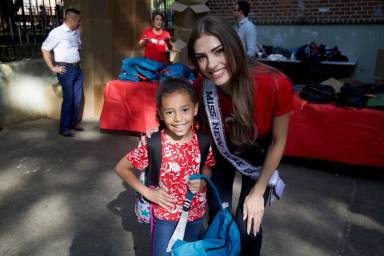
203;80;285;204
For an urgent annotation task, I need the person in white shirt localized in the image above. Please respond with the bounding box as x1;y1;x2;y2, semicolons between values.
233;1;257;57
41;8;83;137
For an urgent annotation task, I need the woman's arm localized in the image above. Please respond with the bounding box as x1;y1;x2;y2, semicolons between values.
137;38;149;49
242;112;290;235
164;38;173;51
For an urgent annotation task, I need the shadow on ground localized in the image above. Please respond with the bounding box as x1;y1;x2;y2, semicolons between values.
0;119;382;256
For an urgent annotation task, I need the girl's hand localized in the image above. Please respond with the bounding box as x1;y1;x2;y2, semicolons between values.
187;179;206;194
243;192;265;236
147;187;176;210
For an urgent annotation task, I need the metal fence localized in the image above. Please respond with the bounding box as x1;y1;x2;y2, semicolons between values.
152;0;174;35
1;1;174;63
0;0;64;63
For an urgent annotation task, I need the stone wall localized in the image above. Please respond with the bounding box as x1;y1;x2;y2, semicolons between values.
0;0;152;128
0;59;58;127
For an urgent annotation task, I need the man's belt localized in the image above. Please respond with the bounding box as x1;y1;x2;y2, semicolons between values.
55;62;80;66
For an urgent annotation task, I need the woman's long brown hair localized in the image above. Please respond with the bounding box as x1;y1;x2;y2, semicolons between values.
188;15;257;150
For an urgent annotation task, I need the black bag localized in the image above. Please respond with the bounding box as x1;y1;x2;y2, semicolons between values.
335;83;373;108
299;83;336;103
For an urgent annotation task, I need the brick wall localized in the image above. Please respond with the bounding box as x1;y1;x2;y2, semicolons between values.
207;0;384;24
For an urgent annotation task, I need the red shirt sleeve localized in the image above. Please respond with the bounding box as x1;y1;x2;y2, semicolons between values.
273;73;294;116
163;30;171;40
126;144;148;171
251;65;294;136
139;27;150;41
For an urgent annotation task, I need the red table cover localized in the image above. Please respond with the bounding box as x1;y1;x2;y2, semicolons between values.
100;81;384;167
285;93;384;167
99;80;159;133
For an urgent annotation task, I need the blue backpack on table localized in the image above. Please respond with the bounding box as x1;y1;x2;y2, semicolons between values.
118;68;140;82
160;63;195;82
119;57;164;81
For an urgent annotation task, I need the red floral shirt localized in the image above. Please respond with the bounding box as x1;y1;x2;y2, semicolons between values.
126;129;215;221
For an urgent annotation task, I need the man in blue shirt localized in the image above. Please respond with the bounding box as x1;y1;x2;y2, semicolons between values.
233;1;257;57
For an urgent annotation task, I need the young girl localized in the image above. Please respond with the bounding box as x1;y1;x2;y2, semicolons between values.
115;77;215;256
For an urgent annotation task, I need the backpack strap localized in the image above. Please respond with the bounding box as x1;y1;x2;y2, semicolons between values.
196;130;210;173
146;131;162;187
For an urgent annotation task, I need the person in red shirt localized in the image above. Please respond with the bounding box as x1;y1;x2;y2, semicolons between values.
138;12;173;64
187;16;294;255
115;78;215;256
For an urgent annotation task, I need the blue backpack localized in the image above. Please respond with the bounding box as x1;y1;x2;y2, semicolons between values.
119;57;164;81
171;174;241;256
136;65;159;80
160;63;195;82
118;68;140;82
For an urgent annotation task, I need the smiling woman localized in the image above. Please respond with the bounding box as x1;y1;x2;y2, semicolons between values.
187;15;294;256
193;35;231;88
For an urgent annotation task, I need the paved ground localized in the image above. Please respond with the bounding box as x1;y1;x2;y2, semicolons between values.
0;119;383;256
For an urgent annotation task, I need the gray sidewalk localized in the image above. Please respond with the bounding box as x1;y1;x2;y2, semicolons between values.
0;119;383;256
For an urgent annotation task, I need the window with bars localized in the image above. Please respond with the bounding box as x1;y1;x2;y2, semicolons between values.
0;0;64;62
151;0;175;35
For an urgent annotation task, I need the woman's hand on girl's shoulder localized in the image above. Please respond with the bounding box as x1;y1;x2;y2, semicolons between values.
138;127;160;146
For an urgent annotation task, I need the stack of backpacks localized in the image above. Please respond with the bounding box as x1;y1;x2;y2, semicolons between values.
118;57;195;82
299;82;384;109
299;83;336;104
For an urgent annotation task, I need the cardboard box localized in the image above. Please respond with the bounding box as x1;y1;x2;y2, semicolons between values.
375;48;384;80
338;77;366;86
172;38;187;52
170;39;189;65
321;77;343;93
321;77;371;92
171;0;210;28
173;25;192;43
170;47;189;65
